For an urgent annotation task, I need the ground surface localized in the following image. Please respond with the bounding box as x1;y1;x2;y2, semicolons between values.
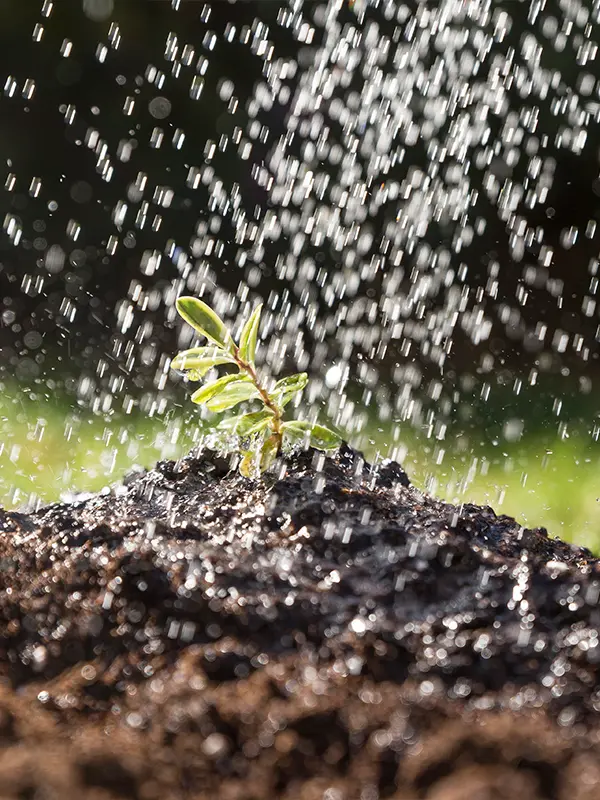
0;444;600;799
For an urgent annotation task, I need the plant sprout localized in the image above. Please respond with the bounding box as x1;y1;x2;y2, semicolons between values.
172;297;341;476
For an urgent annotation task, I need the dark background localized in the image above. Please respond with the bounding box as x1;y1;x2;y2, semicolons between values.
0;0;598;424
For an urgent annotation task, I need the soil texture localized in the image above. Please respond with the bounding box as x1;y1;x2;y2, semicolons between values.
0;444;599;799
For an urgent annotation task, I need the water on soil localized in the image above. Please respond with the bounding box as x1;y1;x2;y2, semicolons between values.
0;444;599;798
0;0;600;796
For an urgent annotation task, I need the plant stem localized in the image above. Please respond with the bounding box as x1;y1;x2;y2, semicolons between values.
233;348;283;447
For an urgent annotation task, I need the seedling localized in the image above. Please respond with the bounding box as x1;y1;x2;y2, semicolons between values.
172;296;341;476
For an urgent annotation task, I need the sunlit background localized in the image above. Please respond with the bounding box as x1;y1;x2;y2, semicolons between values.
0;0;598;549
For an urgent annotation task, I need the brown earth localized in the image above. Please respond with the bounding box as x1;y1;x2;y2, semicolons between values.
0;444;599;799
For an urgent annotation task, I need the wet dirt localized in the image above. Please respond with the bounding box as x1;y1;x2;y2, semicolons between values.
0;444;599;799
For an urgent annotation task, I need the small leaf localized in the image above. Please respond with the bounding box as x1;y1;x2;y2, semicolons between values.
204;382;261;412
182;363;230;381
271;372;308;407
191;373;251;406
282;421;341;451
246;417;273;437
219;409;274;437
239;451;256;478
308;424;341;450
171;348;234;378
176;296;232;349
273;373;308;393
259;435;279;473
281;420;311;445
238;304;262;366
172;346;233;368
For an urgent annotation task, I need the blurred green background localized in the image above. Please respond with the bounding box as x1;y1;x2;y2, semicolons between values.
3;379;598;553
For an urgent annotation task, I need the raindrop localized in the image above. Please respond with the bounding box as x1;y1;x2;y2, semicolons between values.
190;76;204;100
123;96;136;115
106;235;118;255
149;127;164;149
172;129;185;150
108;22;121;50
44;244;65;274
70;181;92;204
503;419;525;443
22;78;35;100
60;39;73;58
66;220;81;241
83;0;114;22
3;76;17;97
218;79;234;102
23;331;42;350
148;96;171;119
140;250;162;276
28;177;42;198
96;44;108;64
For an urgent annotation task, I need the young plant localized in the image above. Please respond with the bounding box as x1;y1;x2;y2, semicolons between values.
171;296;341;476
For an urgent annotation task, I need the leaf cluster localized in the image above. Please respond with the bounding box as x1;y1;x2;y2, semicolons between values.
172;297;341;476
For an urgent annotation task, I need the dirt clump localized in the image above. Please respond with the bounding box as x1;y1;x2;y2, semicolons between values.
0;444;599;798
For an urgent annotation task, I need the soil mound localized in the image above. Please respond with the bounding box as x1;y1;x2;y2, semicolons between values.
0;444;599;799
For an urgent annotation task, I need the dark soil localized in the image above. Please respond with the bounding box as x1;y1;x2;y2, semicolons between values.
1;444;600;799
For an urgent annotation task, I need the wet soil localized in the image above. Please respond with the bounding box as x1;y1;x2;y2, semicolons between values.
0;444;600;798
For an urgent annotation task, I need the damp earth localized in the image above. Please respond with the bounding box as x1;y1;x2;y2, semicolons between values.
0;445;598;798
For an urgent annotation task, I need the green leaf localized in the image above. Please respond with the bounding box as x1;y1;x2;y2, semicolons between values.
171;347;234;377
281;420;310;445
239;432;280;477
259;435;279;472
271;372;308;407
282;421;341;451
218;410;274;437
191;373;251;406
238;304;262;366
243;417;273;436
176;296;232;349
308;424;342;450
239;451;256;478
274;373;309;393
205;382;261;412
172;346;232;367
239;445;265;478
182;362;231;381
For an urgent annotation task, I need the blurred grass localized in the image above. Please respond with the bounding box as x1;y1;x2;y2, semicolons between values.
1;384;599;552
365;429;600;553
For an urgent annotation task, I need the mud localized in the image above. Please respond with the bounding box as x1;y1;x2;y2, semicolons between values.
0;444;599;798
